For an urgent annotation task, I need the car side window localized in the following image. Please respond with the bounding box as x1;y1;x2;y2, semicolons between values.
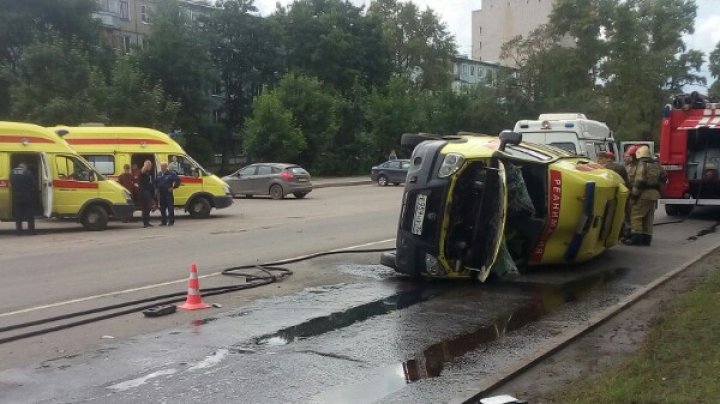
56;155;92;182
238;166;256;176
271;167;281;174
257;166;272;175
400;161;410;169
389;161;401;169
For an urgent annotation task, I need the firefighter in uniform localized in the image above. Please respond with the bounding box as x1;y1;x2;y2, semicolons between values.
626;145;663;246
621;145;640;242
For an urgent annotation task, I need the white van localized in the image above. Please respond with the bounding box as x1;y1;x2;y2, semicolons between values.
514;113;621;161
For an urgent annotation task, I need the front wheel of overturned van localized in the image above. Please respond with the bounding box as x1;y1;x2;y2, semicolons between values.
188;196;211;218
81;205;109;231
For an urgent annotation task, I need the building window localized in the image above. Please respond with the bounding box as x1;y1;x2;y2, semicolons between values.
119;0;129;20
141;5;151;23
121;35;132;53
470;66;475;76
478;41;482;50
478;26;482;35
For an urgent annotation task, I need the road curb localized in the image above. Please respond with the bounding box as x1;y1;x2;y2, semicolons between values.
313;180;373;188
448;242;720;404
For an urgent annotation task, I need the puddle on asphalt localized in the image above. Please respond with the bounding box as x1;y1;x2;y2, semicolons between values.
253;288;438;346
314;267;627;402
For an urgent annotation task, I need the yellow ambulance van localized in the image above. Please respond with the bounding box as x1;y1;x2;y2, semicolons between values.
52;126;233;218
0;121;134;231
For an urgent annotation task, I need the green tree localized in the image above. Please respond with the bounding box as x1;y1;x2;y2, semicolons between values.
137;0;214;133
274;73;341;169
204;0;283;170
273;0;393;94
365;76;427;158
0;0;102;70
104;55;180;129
243;92;306;162
369;0;456;91
710;42;720;97
8;38;105;125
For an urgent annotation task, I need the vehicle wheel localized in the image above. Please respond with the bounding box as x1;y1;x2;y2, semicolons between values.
293;192;308;199
270;184;285;200
81;205;109;231
665;204;693;217
377;175;388;186
188;197;211;218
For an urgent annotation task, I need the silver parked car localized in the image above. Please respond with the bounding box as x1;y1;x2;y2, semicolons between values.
222;163;313;199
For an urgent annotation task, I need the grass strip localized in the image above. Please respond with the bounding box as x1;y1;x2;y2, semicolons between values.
554;267;720;403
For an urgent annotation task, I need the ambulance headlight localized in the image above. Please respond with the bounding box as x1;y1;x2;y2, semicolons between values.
438;153;464;178
425;254;445;276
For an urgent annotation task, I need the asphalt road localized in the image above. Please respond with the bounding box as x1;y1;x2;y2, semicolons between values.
2;184;720;403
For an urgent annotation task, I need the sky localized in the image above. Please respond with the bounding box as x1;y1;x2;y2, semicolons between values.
253;0;720;88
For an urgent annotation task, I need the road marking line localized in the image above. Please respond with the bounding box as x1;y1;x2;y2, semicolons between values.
0;239;396;318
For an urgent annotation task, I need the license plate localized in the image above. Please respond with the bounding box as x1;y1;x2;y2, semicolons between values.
298;178;308;182
412;194;427;235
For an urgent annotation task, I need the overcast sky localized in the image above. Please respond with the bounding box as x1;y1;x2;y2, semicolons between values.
253;0;720;88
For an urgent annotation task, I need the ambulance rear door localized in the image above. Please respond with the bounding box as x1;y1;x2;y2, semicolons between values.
40;152;53;217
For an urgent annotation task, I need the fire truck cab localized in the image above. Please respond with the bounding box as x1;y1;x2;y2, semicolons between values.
660;93;720;216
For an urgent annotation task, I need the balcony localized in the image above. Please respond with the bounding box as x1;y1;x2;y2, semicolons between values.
93;11;122;29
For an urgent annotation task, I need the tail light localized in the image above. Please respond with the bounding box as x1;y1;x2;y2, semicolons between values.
280;171;294;181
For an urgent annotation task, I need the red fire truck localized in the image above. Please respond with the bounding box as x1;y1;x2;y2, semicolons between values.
660;93;720;216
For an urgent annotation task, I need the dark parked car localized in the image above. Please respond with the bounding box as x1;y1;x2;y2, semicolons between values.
222;163;312;199
371;159;410;186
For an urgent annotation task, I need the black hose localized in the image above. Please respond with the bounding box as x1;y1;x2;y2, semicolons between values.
0;247;395;345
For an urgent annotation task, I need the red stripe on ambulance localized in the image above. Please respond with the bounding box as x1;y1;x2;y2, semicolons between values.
529;170;562;262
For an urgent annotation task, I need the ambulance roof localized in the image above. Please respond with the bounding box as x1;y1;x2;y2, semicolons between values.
52;126;185;154
0;121;77;153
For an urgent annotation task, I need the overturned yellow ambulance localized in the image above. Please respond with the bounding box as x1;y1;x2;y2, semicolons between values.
381;131;629;282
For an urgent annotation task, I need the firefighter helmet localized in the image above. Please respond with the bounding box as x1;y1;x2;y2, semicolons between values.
635;145;651;159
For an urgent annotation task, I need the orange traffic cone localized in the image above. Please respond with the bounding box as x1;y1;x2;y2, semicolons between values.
178;262;211;310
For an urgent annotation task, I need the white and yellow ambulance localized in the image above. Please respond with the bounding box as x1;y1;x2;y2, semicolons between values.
52;126;233;218
0;121;134;231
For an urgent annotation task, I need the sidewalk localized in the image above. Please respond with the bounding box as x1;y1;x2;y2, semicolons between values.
311;175;373;188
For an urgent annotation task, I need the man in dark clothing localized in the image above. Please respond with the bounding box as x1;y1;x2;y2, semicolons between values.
138;160;155;228
156;162;181;226
117;164;138;222
10;163;38;235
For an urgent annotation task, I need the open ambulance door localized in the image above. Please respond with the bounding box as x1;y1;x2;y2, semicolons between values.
40;152;53;218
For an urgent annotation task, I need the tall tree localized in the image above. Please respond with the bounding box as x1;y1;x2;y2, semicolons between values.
103;56;180;129
710;42;720;97
137;0;214;133
204;0;283;170
8;38;105;125
0;0;102;70
369;0;456;91
243;92;306;162
273;0;392;94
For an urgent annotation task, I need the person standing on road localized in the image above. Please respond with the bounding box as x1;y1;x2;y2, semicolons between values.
117;164;138;222
138;160;156;228
156;162;181;226
10;162;39;235
625;145;664;246
621;145;640;242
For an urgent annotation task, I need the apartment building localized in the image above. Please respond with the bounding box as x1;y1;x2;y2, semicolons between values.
452;55;511;92
93;0;212;52
471;0;572;66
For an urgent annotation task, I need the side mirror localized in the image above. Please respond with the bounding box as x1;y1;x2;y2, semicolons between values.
499;130;522;151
